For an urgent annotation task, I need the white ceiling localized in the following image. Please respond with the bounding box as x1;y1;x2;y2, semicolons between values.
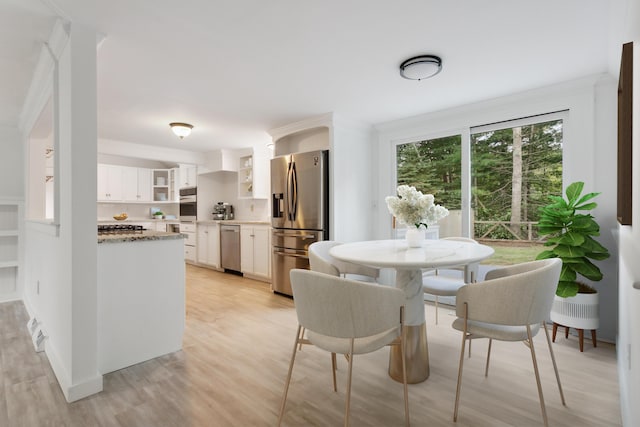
2;0;623;153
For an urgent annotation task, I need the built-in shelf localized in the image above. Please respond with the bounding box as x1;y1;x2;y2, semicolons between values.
0;200;21;301
0;261;18;269
238;155;254;199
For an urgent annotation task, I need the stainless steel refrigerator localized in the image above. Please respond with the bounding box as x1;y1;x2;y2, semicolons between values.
271;150;329;296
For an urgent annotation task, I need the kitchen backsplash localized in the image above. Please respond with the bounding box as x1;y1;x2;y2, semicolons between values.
98;203;179;220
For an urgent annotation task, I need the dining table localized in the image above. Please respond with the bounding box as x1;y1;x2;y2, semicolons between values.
330;238;495;383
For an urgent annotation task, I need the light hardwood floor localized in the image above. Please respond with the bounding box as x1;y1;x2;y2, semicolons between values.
0;265;621;426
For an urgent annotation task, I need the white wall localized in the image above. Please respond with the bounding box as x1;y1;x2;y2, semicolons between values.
608;1;640;424
374;75;619;342
616;40;640;427
22;22;102;402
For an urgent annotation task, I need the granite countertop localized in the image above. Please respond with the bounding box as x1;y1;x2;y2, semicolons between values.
197;220;270;225
98;231;186;244
98;218;180;224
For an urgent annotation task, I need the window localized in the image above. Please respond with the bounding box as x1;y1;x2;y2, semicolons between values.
393;112;565;265
396;134;463;237
471;116;563;242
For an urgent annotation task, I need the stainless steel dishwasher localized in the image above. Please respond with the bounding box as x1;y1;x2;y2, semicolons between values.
220;224;241;272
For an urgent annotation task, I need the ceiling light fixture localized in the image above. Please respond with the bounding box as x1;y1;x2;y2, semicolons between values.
399;55;442;81
169;122;194;139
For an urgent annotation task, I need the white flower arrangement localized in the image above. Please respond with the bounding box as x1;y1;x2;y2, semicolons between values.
385;185;449;229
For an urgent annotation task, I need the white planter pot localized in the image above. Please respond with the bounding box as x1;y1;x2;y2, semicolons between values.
550;292;599;330
405;227;426;247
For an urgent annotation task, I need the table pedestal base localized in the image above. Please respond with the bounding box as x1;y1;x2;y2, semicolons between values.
388;323;429;383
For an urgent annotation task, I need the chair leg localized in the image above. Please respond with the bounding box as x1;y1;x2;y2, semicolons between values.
527;325;549;427
331;352;338;392
298;327;305;351
453;304;468;422
542;321;566;406
435;296;439;325
484;338;492;377
278;325;302;426
344;339;355;427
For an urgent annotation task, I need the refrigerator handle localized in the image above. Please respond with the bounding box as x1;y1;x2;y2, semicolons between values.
286;161;293;221
291;161;298;221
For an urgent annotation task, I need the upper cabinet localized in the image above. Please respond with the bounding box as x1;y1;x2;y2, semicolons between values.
238;154;254;198
152;169;178;202
97;164;124;201
237;148;269;199
98;164;179;203
122;167;152;202
178;164;197;189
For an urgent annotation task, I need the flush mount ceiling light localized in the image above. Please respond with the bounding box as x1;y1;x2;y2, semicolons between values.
169;122;193;139
399;55;442;81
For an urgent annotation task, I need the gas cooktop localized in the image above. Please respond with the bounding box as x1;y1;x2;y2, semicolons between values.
97;224;146;235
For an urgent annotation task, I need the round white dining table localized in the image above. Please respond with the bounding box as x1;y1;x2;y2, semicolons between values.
330;238;495;383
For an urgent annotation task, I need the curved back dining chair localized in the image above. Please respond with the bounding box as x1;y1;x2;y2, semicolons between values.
278;269;409;427
309;241;380;282
422;237;479;324
452;258;565;427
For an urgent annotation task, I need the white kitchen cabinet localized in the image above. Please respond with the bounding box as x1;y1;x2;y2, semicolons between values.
197;223;220;268
122;167;152;202
152;169;178;202
237;149;269;199
179;164;197;189
97;164;124;201
0;200;21;302
181;222;196;262
240;224;270;281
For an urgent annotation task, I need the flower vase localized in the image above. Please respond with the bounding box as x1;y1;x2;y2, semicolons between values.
405;227;426;247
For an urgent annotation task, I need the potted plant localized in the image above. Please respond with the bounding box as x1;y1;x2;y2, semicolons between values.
536;181;610;350
385;185;449;247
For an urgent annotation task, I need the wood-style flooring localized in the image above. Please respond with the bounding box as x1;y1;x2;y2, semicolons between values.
0;265;621;426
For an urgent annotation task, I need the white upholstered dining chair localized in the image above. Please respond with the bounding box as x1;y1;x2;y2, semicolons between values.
278;269;410;427
422;237;479;324
452;258;565;427
309;241;380;282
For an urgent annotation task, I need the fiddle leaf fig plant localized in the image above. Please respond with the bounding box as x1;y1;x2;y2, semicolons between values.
536;181;610;298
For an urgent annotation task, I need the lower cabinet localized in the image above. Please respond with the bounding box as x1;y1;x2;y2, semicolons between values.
181;222;196;263
240;224;271;281
197;224;220;268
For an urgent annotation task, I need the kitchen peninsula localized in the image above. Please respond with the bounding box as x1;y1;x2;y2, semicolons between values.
97;230;185;373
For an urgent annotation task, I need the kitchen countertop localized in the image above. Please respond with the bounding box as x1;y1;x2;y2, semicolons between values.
98;231;186;244
98;218;180;224
197;220;270;225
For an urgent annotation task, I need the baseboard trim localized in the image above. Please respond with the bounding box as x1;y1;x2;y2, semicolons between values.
46;343;103;402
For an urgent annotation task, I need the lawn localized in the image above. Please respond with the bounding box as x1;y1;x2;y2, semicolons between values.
479;240;546;265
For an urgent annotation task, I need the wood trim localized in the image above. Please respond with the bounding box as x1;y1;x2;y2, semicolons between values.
617;42;633;225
